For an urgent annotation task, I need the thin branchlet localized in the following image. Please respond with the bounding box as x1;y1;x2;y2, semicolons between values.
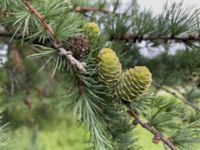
128;110;177;150
153;81;200;112
23;0;55;36
73;6;119;15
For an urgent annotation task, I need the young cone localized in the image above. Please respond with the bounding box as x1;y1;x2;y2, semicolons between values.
116;66;152;101
98;48;122;87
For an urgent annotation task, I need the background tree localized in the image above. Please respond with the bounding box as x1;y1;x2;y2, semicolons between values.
1;0;200;150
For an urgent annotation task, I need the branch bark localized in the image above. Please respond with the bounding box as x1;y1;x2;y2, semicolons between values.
74;6;118;15
111;33;200;43
128;110;177;150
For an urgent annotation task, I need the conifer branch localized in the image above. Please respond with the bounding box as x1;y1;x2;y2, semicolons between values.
24;0;55;36
22;0;86;72
111;34;200;43
153;82;200;112
0;30;86;72
128;110;177;150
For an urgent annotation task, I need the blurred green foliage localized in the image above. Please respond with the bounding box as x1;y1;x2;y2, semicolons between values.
5;106;164;150
8;111;89;150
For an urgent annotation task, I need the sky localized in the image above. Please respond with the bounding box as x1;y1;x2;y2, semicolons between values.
137;0;200;14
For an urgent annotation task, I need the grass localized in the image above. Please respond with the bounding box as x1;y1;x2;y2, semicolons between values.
135;126;164;150
7;111;89;150
5;109;164;150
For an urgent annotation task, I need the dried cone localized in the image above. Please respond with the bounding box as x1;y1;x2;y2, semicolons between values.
117;66;152;101
66;35;89;59
98;48;122;87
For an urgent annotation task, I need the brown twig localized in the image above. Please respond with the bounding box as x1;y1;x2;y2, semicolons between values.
111;33;200;43
128;110;177;150
153;81;200;112
24;0;55;35
74;6;118;15
0;32;13;38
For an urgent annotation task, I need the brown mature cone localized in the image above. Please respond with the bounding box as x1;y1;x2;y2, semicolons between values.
65;35;89;59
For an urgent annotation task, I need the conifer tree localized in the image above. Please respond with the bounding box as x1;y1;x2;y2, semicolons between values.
1;0;200;150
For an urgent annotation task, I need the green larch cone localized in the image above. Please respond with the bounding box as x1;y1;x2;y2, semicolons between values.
98;48;122;87
116;66;152;101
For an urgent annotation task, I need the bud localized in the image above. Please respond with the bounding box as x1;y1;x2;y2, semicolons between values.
152;134;161;144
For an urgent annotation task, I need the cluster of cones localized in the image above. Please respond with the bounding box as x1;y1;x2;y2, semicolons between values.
98;48;152;102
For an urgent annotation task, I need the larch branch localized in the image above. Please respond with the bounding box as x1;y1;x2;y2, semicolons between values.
22;0;86;72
